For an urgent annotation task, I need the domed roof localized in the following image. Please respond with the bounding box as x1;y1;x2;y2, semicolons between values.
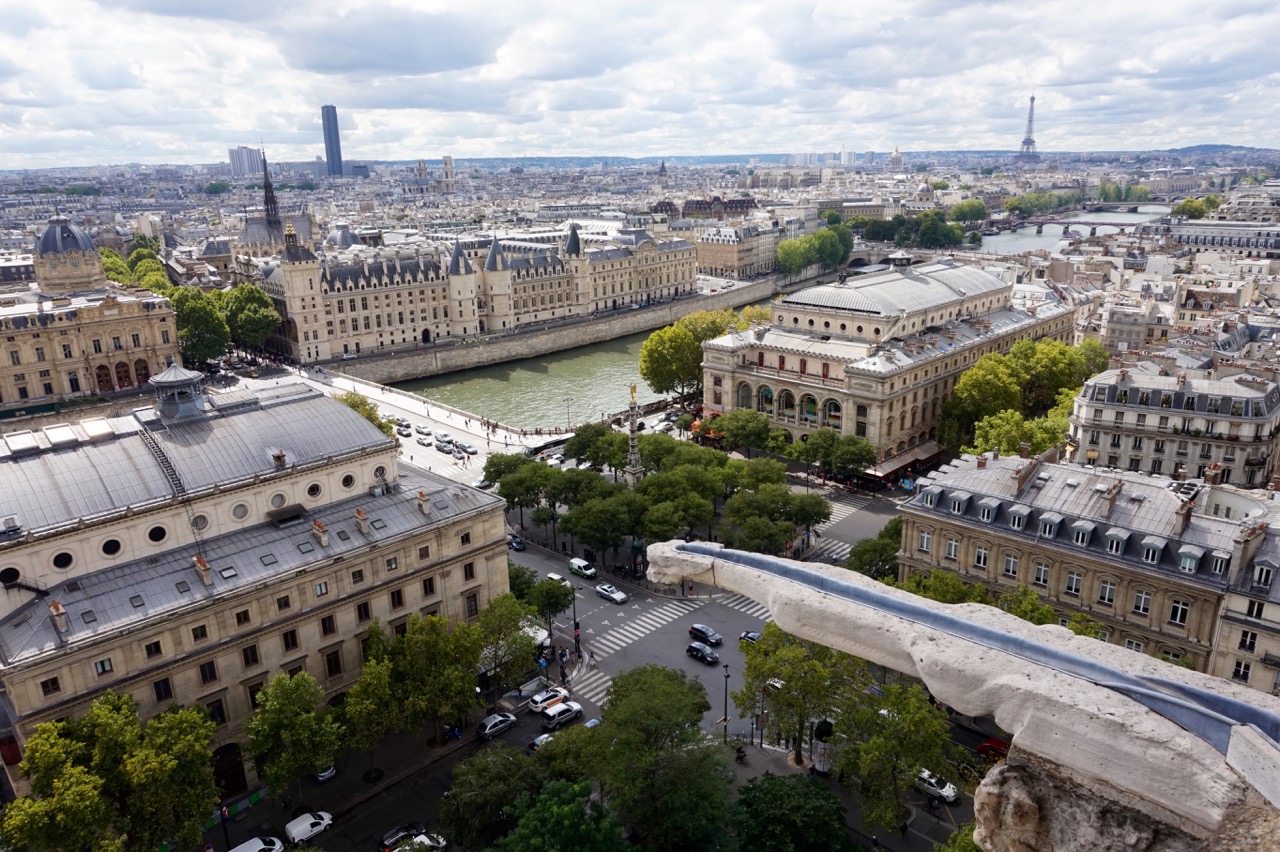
325;222;359;248
37;215;97;256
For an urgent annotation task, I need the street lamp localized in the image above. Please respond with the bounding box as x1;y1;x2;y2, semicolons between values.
572;586;582;658
563;396;573;430
723;663;731;744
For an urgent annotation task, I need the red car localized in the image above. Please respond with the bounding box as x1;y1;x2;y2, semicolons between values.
976;738;1009;760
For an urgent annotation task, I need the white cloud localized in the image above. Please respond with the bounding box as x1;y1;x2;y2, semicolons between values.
0;0;1277;168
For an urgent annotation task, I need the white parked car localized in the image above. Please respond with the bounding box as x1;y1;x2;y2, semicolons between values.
916;768;959;803
595;583;628;604
284;811;333;844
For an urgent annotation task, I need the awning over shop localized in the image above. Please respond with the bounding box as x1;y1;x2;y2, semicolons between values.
867;441;942;479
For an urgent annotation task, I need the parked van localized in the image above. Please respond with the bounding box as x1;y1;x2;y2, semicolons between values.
284;811;333;844
568;558;597;579
545;572;572;588
230;839;283;852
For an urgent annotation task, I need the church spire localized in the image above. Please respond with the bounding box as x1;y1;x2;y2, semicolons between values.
262;150;283;245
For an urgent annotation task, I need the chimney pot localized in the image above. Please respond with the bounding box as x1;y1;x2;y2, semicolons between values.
312;519;329;546
193;554;213;587
272;449;287;469
49;599;69;634
355;508;369;534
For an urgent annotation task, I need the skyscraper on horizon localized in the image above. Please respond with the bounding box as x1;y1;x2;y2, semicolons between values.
228;146;262;179
321;105;343;177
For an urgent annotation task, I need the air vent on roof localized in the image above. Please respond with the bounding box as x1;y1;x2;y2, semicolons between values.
336;530;351;541
175;581;190;593
219;567;238;579
66;581;82;593
11;612;29;627
1;515;18;531
148;557;161;566
1130;494;1146;503
1094;483;1109;493
260;554;278;566
1065;479;1080;488
82;611;97;624
130;595;144;608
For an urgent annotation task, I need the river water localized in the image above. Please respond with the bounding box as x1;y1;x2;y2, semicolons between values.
978;205;1169;255
395;206;1171;428
393;329;665;430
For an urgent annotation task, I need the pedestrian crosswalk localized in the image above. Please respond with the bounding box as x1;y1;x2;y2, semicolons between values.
570;667;613;706
717;593;773;621
589;599;702;659
816;492;872;531
805;537;852;565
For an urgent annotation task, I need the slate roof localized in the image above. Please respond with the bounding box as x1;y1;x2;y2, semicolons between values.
0;468;502;665
781;259;1008;317
0;383;391;536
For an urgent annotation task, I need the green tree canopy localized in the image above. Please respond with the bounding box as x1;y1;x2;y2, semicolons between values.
890;570;990;604
494;779;627;852
440;744;547;851
736;773;855;852
171;288;230;366
529;578;576;637
384;614;483;729
127;248;158;270
845;516;903;580
203;181;231;194
639;323;703;397
223;283;282;349
833;682;958;831
479;593;538;705
1;695;217;852
948;198;989;224
243;672;343;798
334;390;395;438
998;584;1057;625
714;408;771;457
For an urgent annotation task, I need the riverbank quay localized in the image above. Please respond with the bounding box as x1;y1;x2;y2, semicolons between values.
331;279;774;386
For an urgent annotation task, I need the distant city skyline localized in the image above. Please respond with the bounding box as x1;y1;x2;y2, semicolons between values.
0;1;1277;170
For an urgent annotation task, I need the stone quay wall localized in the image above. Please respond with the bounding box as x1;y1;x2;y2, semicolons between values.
338;280;775;386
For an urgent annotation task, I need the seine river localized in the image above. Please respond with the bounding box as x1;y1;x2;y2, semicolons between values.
394;206;1170;428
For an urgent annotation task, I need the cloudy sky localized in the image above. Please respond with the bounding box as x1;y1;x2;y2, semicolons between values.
1;0;1277;169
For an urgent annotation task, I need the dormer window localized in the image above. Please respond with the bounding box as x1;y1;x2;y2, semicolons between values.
1072;521;1094;546
952;499;963;513
977;497;999;523
1010;514;1024;530
1212;555;1229;575
1178;545;1204;574
1256;564;1275;588
1108;538;1123;555
1041;520;1056;536
1144;547;1161;564
980;507;993;522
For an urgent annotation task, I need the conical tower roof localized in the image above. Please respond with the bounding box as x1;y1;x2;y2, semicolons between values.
564;222;581;257
449;240;473;275
484;237;507;272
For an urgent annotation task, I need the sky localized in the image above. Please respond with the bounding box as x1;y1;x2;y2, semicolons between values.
0;0;1277;169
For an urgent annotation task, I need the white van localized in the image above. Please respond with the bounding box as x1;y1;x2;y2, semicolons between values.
568;558;597;579
284;811;332;844
545;572;572;588
230;839;283;852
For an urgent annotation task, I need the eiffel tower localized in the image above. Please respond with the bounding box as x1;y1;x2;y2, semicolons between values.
1015;95;1040;165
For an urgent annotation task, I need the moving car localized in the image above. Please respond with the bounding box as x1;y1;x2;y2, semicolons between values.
452;449;466;460
688;624;722;646
416;436;433;447
473;478;494;490
314;764;336;782
739;631;762;645
396;426;413;438
380;823;428;852
401;835;446;851
686;642;720;664
478;712;517;740
596;583;628;604
458;442;478;455
284;811;332;845
435;441;454;453
526;733;554;754
528;686;569;713
434;430;453;442
342;353;358;360
916;768;959;803
541;700;583;731
569;557;597;579
415;424;431;435
508;534;526;551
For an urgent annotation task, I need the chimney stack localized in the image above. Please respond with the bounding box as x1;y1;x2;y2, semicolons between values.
1176;498;1194;533
49;599;68;634
1019;442;1031;459
193;554;213;587
1104;481;1123;516
417;490;431;516
354;508;369;535
992;447;1000;460
1204;464;1222;486
272;449;287;469
977;457;987;469
312;519;329;547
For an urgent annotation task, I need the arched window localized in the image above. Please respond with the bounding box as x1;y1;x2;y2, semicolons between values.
95;365;112;392
799;394;818;425
737;382;752;409
757;386;774;414
133;359;151;384
115;362;133;388
822;399;843;429
778;390;796;418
